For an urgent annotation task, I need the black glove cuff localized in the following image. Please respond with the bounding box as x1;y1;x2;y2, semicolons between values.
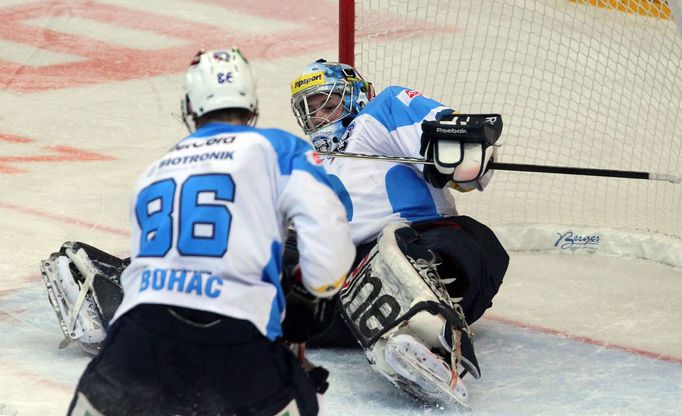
423;164;453;189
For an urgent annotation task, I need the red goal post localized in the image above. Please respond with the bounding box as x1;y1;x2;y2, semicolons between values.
338;0;682;266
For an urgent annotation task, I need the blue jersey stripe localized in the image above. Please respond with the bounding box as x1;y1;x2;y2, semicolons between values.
262;241;284;341
258;128;337;192
361;86;444;132
385;165;440;222
327;174;353;221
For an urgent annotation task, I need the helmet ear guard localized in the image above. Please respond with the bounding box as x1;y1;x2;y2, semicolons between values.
181;48;259;132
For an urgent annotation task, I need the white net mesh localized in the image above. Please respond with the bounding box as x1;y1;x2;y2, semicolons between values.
353;0;682;248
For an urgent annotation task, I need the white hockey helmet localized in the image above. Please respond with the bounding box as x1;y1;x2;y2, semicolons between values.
181;48;258;131
290;60;374;152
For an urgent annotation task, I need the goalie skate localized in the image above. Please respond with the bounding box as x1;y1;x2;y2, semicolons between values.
384;333;470;410
40;251;106;355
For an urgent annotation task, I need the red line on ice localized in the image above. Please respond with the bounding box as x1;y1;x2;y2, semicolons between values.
485;314;682;365
0;0;455;92
0;133;115;173
0;201;128;236
0;0;337;92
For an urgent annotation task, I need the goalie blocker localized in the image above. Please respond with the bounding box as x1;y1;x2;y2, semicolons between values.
420;113;502;189
338;217;508;405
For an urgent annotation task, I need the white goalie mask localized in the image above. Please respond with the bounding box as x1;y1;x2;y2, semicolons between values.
181;48;259;132
290;60;373;152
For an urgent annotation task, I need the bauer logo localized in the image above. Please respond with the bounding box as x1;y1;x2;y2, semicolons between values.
290;72;324;95
554;231;600;250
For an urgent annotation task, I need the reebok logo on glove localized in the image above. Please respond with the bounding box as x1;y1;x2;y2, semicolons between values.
436;127;468;134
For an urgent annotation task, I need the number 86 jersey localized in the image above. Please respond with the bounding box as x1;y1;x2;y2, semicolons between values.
112;122;355;341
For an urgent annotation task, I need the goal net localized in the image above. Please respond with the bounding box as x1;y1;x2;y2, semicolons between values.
340;0;682;266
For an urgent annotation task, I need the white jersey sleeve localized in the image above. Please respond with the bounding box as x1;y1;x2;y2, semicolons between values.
113;123;354;340
266;129;356;298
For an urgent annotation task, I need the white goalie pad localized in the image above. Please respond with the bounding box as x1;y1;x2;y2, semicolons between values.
40;247;107;355
338;222;477;406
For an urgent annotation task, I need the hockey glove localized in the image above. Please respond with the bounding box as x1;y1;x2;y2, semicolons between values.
306;363;330;395
420;113;502;190
281;264;320;343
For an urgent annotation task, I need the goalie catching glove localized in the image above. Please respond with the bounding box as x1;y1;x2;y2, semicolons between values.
420;113;502;191
281;264;320;343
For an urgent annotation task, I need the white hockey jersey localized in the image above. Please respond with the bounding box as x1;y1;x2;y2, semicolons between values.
113;122;355;341
325;86;458;245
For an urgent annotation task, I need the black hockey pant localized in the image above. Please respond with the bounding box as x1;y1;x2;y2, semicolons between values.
67;304;319;416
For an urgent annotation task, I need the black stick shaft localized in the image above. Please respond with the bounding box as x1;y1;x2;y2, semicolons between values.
320;151;679;183
489;162;649;180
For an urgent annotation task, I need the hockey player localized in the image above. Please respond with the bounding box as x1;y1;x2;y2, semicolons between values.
42;57;507;410
288;60;509;407
63;49;355;416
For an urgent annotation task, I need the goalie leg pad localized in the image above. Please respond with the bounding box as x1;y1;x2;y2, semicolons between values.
40;242;128;354
41;252;106;354
338;222;479;404
59;241;128;326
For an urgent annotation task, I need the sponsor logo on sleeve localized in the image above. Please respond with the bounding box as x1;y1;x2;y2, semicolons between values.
305;150;323;166
397;89;423;106
404;89;422;99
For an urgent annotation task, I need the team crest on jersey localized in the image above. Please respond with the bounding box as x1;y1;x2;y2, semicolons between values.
404;89;422;99
337;121;355;152
306;150;323;165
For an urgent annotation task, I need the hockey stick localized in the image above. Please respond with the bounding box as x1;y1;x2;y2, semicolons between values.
297;342;306;364
319;151;681;183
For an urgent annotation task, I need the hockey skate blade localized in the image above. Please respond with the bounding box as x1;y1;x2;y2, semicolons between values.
41;256;76;339
385;334;471;410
